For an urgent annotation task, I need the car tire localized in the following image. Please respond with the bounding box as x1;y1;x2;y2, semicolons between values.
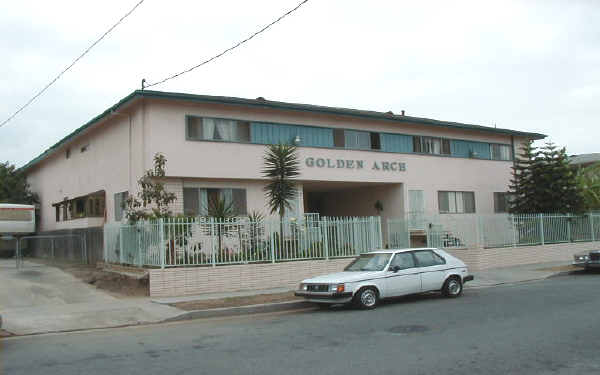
353;287;379;309
442;276;463;298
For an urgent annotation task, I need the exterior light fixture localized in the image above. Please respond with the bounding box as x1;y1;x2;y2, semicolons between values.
294;135;301;145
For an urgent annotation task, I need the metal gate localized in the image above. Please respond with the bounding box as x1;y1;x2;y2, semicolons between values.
15;234;87;269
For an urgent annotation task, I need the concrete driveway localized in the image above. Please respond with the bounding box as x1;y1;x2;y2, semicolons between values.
0;259;182;335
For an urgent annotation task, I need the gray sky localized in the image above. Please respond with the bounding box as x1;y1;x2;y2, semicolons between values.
1;0;599;167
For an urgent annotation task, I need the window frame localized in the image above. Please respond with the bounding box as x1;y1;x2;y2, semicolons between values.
413;250;446;268
114;191;128;222
490;143;512;161
186;115;251;143
438;191;476;214
494;192;514;213
183;187;248;216
389;252;417;271
413;136;451;156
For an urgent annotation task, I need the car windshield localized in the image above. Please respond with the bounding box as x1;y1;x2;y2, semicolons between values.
344;253;392;272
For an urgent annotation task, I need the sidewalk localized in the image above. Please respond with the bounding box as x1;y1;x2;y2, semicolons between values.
0;260;575;336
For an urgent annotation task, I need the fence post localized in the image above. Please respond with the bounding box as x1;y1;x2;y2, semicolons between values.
269;220;276;264
159;218;165;269
119;227;124;264
83;233;88;265
539;213;545;245
567;214;572;243
323;217;329;260
376;216;383;249
591;213;596;242
211;218;217;267
16;238;20;269
511;215;517;247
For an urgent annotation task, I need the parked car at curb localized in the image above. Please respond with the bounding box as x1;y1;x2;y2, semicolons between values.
294;248;474;309
573;250;600;270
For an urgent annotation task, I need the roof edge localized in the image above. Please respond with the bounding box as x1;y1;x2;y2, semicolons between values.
19;91;141;172
20;89;546;172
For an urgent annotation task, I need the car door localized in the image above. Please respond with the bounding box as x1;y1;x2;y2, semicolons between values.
384;252;421;297
414;250;447;292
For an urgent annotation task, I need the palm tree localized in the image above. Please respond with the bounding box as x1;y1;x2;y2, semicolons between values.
262;143;301;244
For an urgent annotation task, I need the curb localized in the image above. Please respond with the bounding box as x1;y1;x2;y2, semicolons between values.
163;300;316;322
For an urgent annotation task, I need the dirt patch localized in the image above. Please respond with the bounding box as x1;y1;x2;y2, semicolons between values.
172;292;301;311
535;265;578;273
27;259;149;297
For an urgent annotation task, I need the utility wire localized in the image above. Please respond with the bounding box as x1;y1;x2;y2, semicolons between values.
144;0;309;89
0;0;147;129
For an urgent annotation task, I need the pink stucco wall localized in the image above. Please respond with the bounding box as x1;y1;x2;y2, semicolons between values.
25;95;531;232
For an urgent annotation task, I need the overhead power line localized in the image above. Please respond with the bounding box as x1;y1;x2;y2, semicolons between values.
144;0;309;89
0;0;147;129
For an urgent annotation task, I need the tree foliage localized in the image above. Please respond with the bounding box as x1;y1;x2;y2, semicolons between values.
509;141;583;214
576;162;600;211
0;161;38;204
125;153;177;223
262;144;300;219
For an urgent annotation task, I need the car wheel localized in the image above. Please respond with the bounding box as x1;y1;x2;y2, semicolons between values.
442;276;463;298
354;287;379;309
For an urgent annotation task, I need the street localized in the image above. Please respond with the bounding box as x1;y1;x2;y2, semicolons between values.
2;272;600;375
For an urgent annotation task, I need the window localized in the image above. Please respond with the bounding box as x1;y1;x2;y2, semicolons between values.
438;191;476;213
114;191;128;221
333;129;380;150
389;252;415;270
183;188;247;216
55;206;60;222
414;250;446;267
413;136;451;155
491;144;512;161
344;253;392;272
494;192;513;213
66;148;71;159
187;117;250;142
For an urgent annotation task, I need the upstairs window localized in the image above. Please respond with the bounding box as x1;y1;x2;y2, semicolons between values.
491;144;512;161
413;136;451;155
438;191;476;214
187;117;250;143
333;129;380;150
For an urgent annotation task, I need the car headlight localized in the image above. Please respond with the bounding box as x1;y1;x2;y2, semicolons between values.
330;283;345;293
299;283;308;291
574;255;589;262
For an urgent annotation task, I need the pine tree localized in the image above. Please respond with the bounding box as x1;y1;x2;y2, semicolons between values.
509;141;584;214
538;142;583;213
509;141;539;213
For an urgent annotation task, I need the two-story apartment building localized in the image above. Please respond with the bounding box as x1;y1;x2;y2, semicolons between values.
21;90;545;244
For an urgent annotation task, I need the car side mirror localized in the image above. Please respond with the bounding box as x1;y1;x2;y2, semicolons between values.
390;265;401;273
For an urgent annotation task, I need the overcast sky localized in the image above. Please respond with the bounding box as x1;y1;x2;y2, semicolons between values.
1;0;598;167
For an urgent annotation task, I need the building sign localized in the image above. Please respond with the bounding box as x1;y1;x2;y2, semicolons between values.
304;157;406;172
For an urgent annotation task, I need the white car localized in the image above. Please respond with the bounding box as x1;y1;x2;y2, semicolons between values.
295;248;474;309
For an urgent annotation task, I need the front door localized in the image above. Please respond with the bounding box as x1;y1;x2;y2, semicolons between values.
408;190;425;230
384;252;421;297
414;250;447;292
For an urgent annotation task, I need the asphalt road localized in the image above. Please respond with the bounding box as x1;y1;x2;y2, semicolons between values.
2;272;600;375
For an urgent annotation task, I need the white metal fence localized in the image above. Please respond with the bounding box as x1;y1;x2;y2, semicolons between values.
388;213;600;249
104;216;382;268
